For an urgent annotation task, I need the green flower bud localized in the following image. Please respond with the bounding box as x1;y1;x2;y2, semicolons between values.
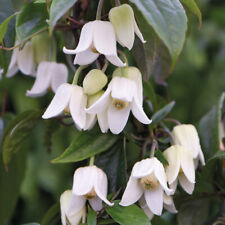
112;66;142;81
87;90;104;108
83;69;108;95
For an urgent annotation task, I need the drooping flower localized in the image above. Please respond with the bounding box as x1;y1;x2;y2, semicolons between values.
109;4;146;50
63;20;125;67
67;166;113;214
120;158;173;216
172;124;205;167
163;145;195;194
60;190;86;225
42;83;87;130
86;67;151;134
26;61;68;97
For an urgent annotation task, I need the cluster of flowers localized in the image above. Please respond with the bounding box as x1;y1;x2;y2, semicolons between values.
61;124;205;224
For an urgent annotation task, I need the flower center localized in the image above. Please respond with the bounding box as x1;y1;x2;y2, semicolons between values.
91;43;100;54
112;98;128;110
179;167;184;174
64;105;70;115
83;188;97;200
140;173;159;190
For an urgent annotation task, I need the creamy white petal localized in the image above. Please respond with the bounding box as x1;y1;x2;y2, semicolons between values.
105;55;126;67
50;62;68;93
84;113;97;131
199;148;206;166
94;167;113;206
131;95;151;124
163;146;181;185
132;158;154;178
163;194;177;214
144;187;163;216
97;110;109;133
42;83;72;119
178;173;195;194
89;197;103;211
26;61;52;97
6;47;18;78
60;190;72;225
120;176;143;206
73;166;97;196
107;103;131;134
169;179;178;195
68;206;86;225
74;49;99;65
134;19;146;44
139;196;154;220
111;77;136;102
17;41;35;76
67;193;86;216
69;86;87;130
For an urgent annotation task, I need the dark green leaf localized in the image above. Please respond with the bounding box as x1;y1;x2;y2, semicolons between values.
22;223;40;225
52;127;119;163
129;0;187;69
41;203;60;225
143;81;157;111
16;1;48;42
2;110;42;166
150;101;175;127
106;201;151;225
87;206;97;225
198;92;225;160
155;150;168;166
49;0;78;34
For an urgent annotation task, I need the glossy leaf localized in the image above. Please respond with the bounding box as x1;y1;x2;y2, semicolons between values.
129;0;187;69
49;0;78;34
16;1;48;42
52;127;119;163
2;110;42;166
41;203;60;225
150;101;175;127
106;201;151;225
87;206;97;225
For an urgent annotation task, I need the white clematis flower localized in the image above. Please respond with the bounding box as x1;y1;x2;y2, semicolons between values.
42;83;87;130
172;124;205;167
63;20;125;67
26;61;68;97
86;68;151;134
60;190;86;225
120;157;173;216
67;166;113;215
109;4;146;50
163;145;195;194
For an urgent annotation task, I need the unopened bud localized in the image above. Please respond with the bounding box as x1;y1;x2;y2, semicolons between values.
87;91;104;108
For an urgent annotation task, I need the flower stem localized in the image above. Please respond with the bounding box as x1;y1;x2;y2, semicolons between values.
117;49;128;67
72;65;88;85
102;59;109;73
89;156;95;166
114;0;121;6
96;0;104;20
150;139;157;157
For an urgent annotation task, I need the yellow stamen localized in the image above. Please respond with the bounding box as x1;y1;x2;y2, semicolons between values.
112;98;128;110
83;188;97;200
91;43;100;54
140;173;159;190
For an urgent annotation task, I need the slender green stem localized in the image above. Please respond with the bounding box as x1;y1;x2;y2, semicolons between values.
102;59;109;73
46;0;50;13
117;49;128;67
114;0;121;6
150;139;157;157
96;0;104;20
89;156;95;166
72;65;88;85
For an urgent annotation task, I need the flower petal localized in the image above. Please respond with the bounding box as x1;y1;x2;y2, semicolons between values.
107;102;131;134
26;61;52;97
6;47;18;78
132;158;154;178
144;186;163;216
84;113;96;131
131;95;151;124
134;19;146;44
163;194;177;214
97;110;109;133
120;176;143;206
109;4;135;50
73;166;97;196
69;86;87;130
105;55;126;67
60;190;72;225
89;197;103;211
50;62;68;93
178;173;195;194
169;179;178;194
94;167;113;206
199;148;206;166
66;193;86;216
74;49;99;65
139;196;154;220
42;83;72;119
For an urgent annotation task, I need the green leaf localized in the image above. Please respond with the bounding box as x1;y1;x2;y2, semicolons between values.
87;206;97;225
129;0;187;69
180;0;202;28
143;81;157;111
41;203;60;225
150;101;175;127
0;12;18;43
198;92;225;160
49;0;78;34
52;127;119;163
22;223;40;225
155;150;168;166
106;201;151;225
2;110;42;166
16;1;48;42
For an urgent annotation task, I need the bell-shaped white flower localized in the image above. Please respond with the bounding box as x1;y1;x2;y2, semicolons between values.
86;69;151;134
60;190;86;225
120;157;173;216
109;4;146;50
172;124;205;166
163;145;195;194
42;83;87;130
67;166;113;215
63;20;125;67
26;61;68;97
